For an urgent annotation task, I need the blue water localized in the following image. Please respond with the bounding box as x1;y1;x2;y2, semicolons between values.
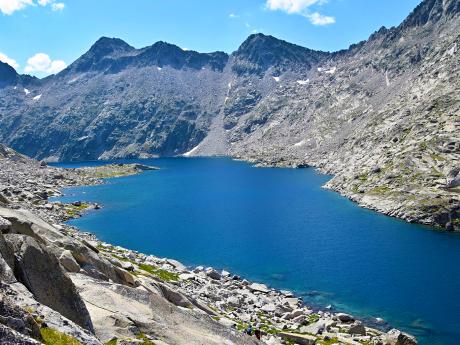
54;158;460;345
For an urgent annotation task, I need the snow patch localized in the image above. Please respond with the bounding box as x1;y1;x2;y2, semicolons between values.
273;76;280;82
13;86;17;90
68;77;79;84
268;120;280;129
157;67;162;71
24;88;30;95
317;67;324;72
32;94;42;101
296;80;309;85
385;71;391;87
325;67;336;75
183;144;201;157
293;140;306;147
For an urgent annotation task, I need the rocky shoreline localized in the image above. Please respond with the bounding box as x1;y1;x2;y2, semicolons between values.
0;145;417;345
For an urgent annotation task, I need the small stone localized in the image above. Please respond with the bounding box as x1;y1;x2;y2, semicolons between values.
0;216;12;233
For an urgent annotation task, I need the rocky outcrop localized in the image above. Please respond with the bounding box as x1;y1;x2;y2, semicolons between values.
4;234;94;332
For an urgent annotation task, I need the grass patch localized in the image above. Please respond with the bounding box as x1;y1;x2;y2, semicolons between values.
136;333;156;345
316;337;340;345
40;327;83;345
368;185;391;196
104;340;117;345
65;203;89;217
138;263;179;282
307;313;320;323
111;253;132;263
358;172;369;182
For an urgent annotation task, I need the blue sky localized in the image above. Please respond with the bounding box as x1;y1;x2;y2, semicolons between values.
0;0;421;77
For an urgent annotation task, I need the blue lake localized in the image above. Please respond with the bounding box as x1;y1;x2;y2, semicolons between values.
54;157;460;345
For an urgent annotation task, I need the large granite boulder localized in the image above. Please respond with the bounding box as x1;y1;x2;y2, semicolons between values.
4;234;94;333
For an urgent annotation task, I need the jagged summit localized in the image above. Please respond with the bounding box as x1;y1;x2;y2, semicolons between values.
0;61;18;86
232;33;329;74
402;0;460;28
136;41;229;71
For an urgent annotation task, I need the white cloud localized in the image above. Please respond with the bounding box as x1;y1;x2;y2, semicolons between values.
0;0;64;15
0;0;33;15
306;11;335;25
51;2;64;11
24;53;67;75
265;0;335;26
229;13;239;18
0;52;19;69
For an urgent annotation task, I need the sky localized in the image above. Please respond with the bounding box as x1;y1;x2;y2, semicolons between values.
0;0;422;78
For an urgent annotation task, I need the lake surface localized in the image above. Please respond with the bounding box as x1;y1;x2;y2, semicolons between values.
54;157;460;345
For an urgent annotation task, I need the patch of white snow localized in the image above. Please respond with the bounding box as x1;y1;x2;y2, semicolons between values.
24;88;30;95
183;144;200;157
273;76;280;82
296;80;309;85
293;140;306;147
32;94;42;101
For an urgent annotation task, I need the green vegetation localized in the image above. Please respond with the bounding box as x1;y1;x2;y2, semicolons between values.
104;339;117;345
368;185;391;196
419;142;428;151
136;333;156;345
358;172;369;182
307;313;320;323
316;337;340;345
65;203;89;217
40;327;83;345
138;263;179;281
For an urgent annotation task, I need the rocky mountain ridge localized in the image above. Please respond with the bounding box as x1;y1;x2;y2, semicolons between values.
0;0;459;230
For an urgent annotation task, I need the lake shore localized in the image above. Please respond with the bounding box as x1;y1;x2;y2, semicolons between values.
0;146;417;345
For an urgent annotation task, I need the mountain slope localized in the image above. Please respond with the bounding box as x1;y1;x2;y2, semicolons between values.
0;0;459;230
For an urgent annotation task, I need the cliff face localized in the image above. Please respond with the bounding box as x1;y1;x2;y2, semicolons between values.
0;0;459;229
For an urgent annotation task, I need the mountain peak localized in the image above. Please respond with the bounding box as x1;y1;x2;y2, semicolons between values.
89;37;135;56
232;33;329;75
0;61;18;87
402;0;460;28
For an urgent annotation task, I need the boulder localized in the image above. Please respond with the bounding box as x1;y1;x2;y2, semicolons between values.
348;321;366;335
156;282;193;308
336;313;354;323
166;259;187;271
261;303;276;313
248;283;269;294
205;268;221;280
59;250;81;273
384;329;418;345
278;332;316;345
4;234;94;332
0;216;12;233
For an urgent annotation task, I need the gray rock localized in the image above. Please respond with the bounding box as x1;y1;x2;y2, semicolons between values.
59;250;81;273
4;234;94;332
349;321;366;335
248;283;269;294
205;268;221;280
0;216;12;233
336;312;354;323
